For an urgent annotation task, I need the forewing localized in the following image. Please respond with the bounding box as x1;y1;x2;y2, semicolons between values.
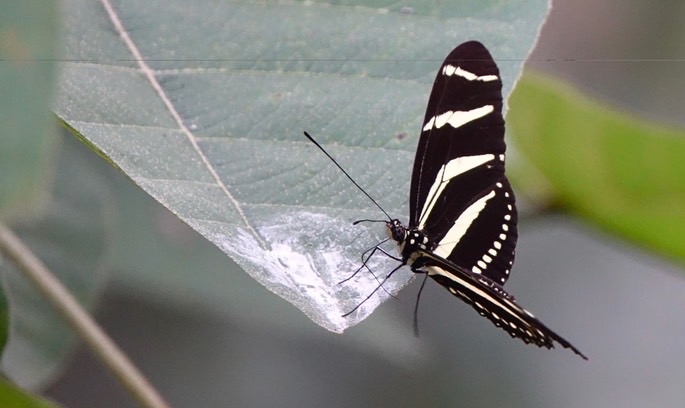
408;41;515;285
410;41;505;228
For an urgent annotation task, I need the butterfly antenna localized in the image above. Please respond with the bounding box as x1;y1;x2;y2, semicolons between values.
304;131;392;221
352;219;387;225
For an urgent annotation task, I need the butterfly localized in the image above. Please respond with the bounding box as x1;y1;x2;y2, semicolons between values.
306;41;586;359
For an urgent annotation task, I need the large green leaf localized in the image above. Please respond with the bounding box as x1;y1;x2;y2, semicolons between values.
56;0;549;332
509;73;685;261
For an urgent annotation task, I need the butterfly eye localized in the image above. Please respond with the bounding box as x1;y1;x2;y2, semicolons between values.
392;225;405;242
385;220;405;242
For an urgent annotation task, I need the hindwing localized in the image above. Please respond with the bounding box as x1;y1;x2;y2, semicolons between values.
422;256;585;358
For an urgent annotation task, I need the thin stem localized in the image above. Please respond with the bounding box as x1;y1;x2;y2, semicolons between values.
0;223;171;408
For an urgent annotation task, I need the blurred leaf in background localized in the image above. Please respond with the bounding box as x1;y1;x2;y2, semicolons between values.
0;0;59;218
509;73;685;262
0;378;60;408
1;131;113;389
0;0;110;397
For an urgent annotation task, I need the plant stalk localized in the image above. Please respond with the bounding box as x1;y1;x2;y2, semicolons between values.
0;223;170;408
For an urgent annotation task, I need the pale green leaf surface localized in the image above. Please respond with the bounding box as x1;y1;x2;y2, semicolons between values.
0;1;59;218
56;0;549;332
509;73;685;261
0;133;112;389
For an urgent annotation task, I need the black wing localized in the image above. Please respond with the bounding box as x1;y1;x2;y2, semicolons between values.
409;41;516;286
423;255;587;360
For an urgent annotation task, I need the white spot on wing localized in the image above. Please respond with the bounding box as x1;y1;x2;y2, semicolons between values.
422;116;435;131
442;64;456;76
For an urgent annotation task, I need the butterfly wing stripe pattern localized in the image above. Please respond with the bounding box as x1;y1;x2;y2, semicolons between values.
308;41;586;358
401;41;586;359
410;41;516;287
425;260;585;356
417;153;495;228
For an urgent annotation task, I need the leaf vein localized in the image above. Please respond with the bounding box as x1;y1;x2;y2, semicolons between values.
99;0;265;248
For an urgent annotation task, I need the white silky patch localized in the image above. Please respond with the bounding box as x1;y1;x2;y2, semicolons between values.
209;211;412;333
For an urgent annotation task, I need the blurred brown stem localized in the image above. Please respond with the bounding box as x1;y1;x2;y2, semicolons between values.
0;223;171;408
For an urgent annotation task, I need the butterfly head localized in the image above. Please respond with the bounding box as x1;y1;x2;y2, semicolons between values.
386;219;406;243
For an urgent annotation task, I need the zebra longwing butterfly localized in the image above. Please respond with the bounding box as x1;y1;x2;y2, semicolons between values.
307;41;586;359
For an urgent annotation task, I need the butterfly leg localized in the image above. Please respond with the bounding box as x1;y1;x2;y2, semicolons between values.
413;272;430;337
341;262;406;317
338;239;399;284
340;243;401;300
